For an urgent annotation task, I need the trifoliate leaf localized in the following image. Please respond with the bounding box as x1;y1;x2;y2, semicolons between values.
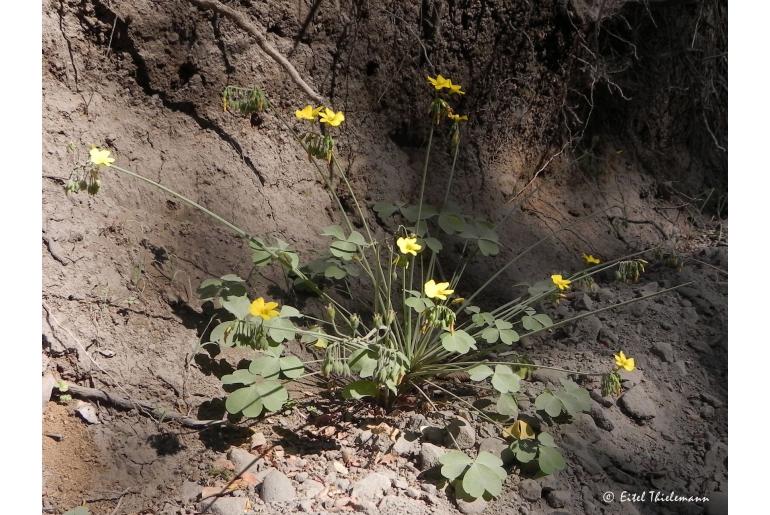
537;432;557;448
533;313;553;327
491;365;521;394
439;450;473;481
225;385;264;417
438;211;466;234
461;451;506;498
221;295;251;320
263;316;296;342
477;238;500;256
373;202;401;218
280;355;304;379
538;446;566;474
346;231;367;246
440;330;477;354
324;264;347;279
499;328;519;345
249;355;281;379
321;225;346;240
255;380;288;412
468;364;493;381
535;392;564;418
329;240;358;261
496;393;519;417
221;369;258;385
481;327;500;343
349;348;377;378
511;440;538;463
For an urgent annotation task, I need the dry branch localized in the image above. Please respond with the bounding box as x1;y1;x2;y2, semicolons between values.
189;0;324;103
61;383;230;429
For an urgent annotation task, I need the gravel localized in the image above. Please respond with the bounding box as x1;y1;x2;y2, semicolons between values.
260;468;297;503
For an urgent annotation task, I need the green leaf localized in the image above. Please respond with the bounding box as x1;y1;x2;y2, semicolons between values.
197;278;222;299
251;249;273;267
537;432;557;448
491;365;521;394
423;237;443;253
329;240;358;261
477;238;500;256
496;393;519;417
349;348;377;378
373;201;401;218
321;225;346;240
494;319;513;330
499;329;519;345
256;379;288;413
533;313;553;327
209;320;235;345
405;297;430;313
278;305;302;318
521;315;542;331
461;452;506;498
481;327;500;344
439;450;473;481
280;355;304;379
347;231;367;246
324;264;347;279
468;364;493;381
438;211;466;234
402;204;437;222
263;316;296;342
63;508;90;515
440;330;477;354
249;355;281;379
538;446;566;475
511;440;538;463
221;369;258;385
342;380;379;400
535;392;564;418
225;385;264;417
221;295;251;320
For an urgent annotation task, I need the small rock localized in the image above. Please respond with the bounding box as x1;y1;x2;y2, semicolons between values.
573;413;602;443
421;425;446;444
260;469;296;503
444;416;476;449
478;437;514;465
405;486;421;498
198;496;248;515
651;341;675;363
74;401;100;424
532;368;568;386
392;434;421;457
574;293;594;311
333;460;349;475
301;479;324;498
519;478;541;502
577;315;602;341
351;472;391;501
701;404;715;419
178;480;201;503
250;431;267;449
241;472;259;487
619;386;657;421
590;389;613;408
299;499;314;512
420;442;447;471
456;496;488;514
673;361;688;376
200;486;224;499
598;326;618;345
228;447;260;473
561;432;584;450
212;456;235;471
546;490;571;508
573;449;604;475
590;403;614;432
379;495;427;513
405;414;428;432
295;472;308;483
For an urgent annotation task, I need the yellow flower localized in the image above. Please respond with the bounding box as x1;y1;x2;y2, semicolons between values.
424;279;454;300
249;297;280;320
551;274;572;291
295;105;322;121
614;351;635;372
447;112;468;122
89;146;114;167
583;253;601;265
427;74;464;95
397;236;422;256
318;107;345;127
504;420;535;440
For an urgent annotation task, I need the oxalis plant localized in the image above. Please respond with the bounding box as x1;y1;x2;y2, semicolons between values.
71;76;679;501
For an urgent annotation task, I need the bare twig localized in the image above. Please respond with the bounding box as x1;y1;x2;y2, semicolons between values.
188;0;324;103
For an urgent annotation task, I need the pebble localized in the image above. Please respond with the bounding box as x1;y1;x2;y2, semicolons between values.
250;431;267;449
546;490;571;508
619;386;657;421
42;373;56;408
260;468;296;503
532;368;568;386
701;404;715;419
573;448;604;475
228;447;260;473
420;442;447;471
652;341;675;362
519;478;542;501
590;389;613;407
199;496;248;515
351;472;392;501
574;293;594;311
178;480;201;503
456;496;488;514
301;479;324;498
392;434;421;457
444;416;476;449
673;361;689;376
74;401;100;424
590;403;615;432
212;457;235;471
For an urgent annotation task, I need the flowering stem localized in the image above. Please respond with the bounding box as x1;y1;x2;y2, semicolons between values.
441;136;461;207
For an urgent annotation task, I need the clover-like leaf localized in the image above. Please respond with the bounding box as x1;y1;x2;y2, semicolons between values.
481;327;500;344
347;231;367;246
263;316;296;342
249;354;281;379
477;238;500;257
461;451;507;499
439;450;473;481
221;295;251;320
438;211;466;234
221;369;258;385
441;330;477;354
349;348;378;378
280;355;304;379
329;240;358;261
225;384;264;417
491;365;521;394
535;391;564;418
537;432;557;448
423;237;443;253
496;393;519;417
468;364;493;381
321;225;346;240
373;201;402;218
511;439;538;463
342;379;379;400
324;264;347;279
538;445;566;475
499;328;519;345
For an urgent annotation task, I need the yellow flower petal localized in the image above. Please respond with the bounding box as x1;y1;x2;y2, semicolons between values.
319;108;345;127
250;297;281;320
89;146;115;167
